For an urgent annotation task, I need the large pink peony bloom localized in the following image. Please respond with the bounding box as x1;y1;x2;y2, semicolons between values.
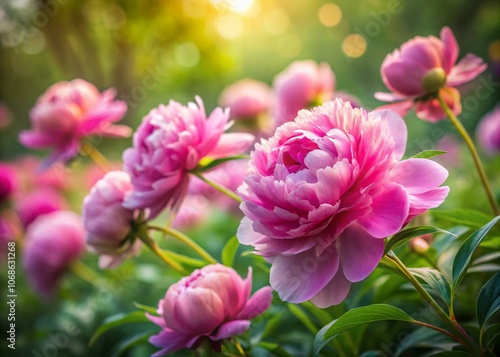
19;79;130;169
477;105;500;154
0;163;17;203
273;60;335;127
15;188;67;228
123;96;254;219
82;171;138;268
147;264;272;356
23;211;85;297
375;27;487;122
237;99;449;308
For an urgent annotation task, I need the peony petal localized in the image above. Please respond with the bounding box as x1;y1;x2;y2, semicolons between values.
440;26;459;73
447;53;487;87
210;320;250;341
148;328;191;357
391;158;448;194
357;184;409;238
237;286;273;319
237;217;269;246
337;224;384;282
270;247;339;303
310;266;351;308
370;109;407;160
208;133;255;159
374;100;414;118
374;91;409;102
383;61;427;96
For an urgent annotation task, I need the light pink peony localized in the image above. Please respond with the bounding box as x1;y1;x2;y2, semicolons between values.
220;79;271;120
273;60;335;127
23;211;85;297
123;96;254;219
375;27;487;122
19;79;130;169
147;264;272;356
15;188;67;228
82;171;138;269
477;105;500;154
237;99;449;307
0;163;17;203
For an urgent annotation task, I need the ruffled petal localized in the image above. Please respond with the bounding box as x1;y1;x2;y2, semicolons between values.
391;158;448;195
210;320;250;341
237;286;273;319
310;266;351;308
447;53;487;87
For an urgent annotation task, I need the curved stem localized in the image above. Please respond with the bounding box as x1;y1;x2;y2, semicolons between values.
412;320;463;344
136;226;188;275
192;172;242;203
69;260;107;290
386;252;481;355
437;93;499;215
149;225;217;264
80;141;113;173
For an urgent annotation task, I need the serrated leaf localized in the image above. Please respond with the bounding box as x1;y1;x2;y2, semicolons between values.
384;226;452;254
256;342;292;357
222;236;239;267
313;304;414;356
431;209;494;229
288;304;317;334
452;216;500;289
134;302;158;315
89;311;149;346
408;268;451;305
477;272;500;327
110;331;154;357
411;150;447;159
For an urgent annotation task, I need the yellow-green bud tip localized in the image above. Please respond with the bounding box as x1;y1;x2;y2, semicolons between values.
422;68;447;93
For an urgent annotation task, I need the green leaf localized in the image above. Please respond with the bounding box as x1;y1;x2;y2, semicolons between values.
313;304;414;356
429;352;473;356
287;304;317;334
473;252;500;265
195;155;248;173
110;331;154;357
384;226;453;254
133;302;158;315
468;264;500;274
408;268;451;305
261;311;285;339
431;209;494;229
162;250;205;269
480;236;500;249
452;216;500;289
89;311;149;346
477;272;500;327
482;323;500;350
222;236;239;267
256;342;292;357
411;150;447;159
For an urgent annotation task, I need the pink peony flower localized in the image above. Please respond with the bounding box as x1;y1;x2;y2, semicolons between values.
82;171;138;269
0;163;17;204
237;99;449;307
19;79;130;169
273;60;335;127
477;105;500;154
435;134;462;168
219;79;271;120
147;264;272;356
123;96;254;219
15;188;67;228
375;27;487;122
23;211;85;297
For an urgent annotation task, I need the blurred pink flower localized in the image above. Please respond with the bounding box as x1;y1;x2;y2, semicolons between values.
0;103;12;129
237;99;449;307
23;211;85;297
15;188;67;228
16;156;70;192
0;216;17;257
273;60;335;127
375;27;487;122
220;79;271;120
477;105;500;153
123;96;254;219
147;264;272;356
19;79;130;169
83;171;138;268
435;135;462;167
0;163;17;204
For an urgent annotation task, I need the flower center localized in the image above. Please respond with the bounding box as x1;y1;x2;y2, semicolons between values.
422;68;447;93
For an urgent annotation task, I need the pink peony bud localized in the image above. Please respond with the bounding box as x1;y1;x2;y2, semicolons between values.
237;99;449;307
19;79;130;169
147;264;272;355
273;60;335;127
82;171;137;268
0;163;17;204
219;79;271;120
477;105;500;154
375;27;487;122
123;96;254;219
23;211;85;297
15;188;67;228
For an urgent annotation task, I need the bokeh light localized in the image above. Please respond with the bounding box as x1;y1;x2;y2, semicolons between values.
488;40;500;61
216;14;244;39
318;3;342;27
342;33;367;58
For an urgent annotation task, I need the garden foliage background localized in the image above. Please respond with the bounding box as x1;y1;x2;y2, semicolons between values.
0;0;499;356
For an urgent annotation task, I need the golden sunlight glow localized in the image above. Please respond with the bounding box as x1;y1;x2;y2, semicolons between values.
318;3;342;27
210;0;256;14
216;14;244;39
342;34;367;58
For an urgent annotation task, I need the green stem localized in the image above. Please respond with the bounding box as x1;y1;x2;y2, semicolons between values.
136;226;188;275
80;141;113;172
69;260;107;290
437;93;499;216
193;172;242;203
386;252;480;354
149;225;217;264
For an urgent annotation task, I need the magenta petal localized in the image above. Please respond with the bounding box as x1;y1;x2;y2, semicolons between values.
358;184;409;238
391;158;449;194
447;53;487;87
310;267;351;308
383;61;427;96
374;100;414;118
148;328;191;357
209;133;255;159
98;124;132;138
338;224;384;282
440;27;459;73
237;286;273;319
270;248;339;303
210;320;250;341
19;131;56;148
146;313;167;328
